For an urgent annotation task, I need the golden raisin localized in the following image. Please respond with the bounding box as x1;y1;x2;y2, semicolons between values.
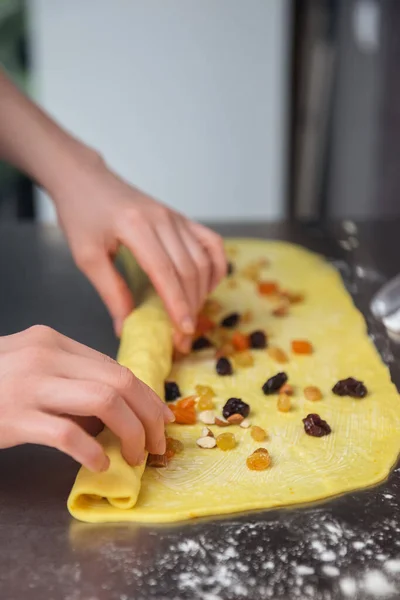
195;384;215;399
233;350;254;368
251;425;267;442
277;394;291;412
267;346;289;364
203;298;223;317
216;432;236;451
197;396;214;410
215;342;235;358
166;437;184;454
240;262;261;281
246;448;271;470
304;386;322;401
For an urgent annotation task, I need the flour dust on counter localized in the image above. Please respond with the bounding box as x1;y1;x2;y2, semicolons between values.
69;487;400;600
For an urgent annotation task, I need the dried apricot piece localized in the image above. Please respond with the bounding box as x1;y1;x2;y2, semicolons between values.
246;448;271;470
232;331;250;352
304;386;322;401
291;340;313;355
177;396;196;410
280;383;293;395
195;314;216;337
277;394;291;412
258;281;279;295
251;425;267;442
233;350;254;368
171;407;196;425
267;346;289;364
216;432;236;451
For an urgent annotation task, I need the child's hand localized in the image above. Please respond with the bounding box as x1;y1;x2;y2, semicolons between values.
0;325;174;471
52;154;227;352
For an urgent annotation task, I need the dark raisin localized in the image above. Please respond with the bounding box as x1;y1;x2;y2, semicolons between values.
164;381;181;402
227;261;234;276
332;377;367;398
302;413;331;437
262;372;288;395
216;357;233;376
222;397;250;419
192;336;213;351
249;330;267;349
220;312;240;328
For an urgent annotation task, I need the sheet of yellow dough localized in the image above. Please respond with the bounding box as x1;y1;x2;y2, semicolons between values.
68;239;400;523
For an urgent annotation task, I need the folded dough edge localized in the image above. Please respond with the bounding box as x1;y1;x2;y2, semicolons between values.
67;290;173;522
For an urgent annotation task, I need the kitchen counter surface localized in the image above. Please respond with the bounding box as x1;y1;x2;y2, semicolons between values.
1;221;400;600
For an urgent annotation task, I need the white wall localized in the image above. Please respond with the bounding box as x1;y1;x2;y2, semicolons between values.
28;0;290;222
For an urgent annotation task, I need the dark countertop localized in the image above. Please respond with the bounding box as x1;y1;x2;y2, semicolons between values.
1;221;400;600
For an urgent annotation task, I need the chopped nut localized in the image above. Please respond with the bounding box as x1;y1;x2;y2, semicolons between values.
196;436;217;449
227;413;244;425
227;279;238;289
241;310;253;323
304;386;323;401
198;410;216;425
267;346;289;364
147;453;168;468
273;303;289;317
215;416;230;427
201;426;215;438
281;290;304;304
240;419;251;429
279;383;293;395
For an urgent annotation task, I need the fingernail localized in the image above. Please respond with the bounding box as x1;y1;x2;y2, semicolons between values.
164;408;176;423
181;317;195;334
101;456;110;472
113;317;125;337
157;439;166;455
138;452;146;465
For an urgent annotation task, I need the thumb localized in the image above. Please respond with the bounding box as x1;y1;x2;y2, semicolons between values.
76;248;134;336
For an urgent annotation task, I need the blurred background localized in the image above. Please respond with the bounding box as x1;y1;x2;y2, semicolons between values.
0;0;398;224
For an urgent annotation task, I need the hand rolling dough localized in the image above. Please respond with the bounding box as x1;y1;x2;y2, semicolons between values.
68;240;400;523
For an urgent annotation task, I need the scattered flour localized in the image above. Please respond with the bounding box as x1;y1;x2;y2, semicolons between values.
385;559;400;574
362;570;395;596
322;565;340;577
320;551;336;562
340;577;357;595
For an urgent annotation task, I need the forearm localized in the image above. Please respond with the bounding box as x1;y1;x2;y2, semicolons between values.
0;69;100;194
